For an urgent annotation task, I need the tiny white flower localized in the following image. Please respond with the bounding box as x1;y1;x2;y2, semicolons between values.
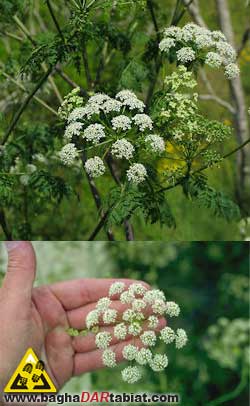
102;349;117;367
120;291;135;304
95;331;112;349
111;115;132;131
176;47;196;63
224;63;240;80
64;122;83;141
84;156;105;178
160;327;176;344
102;98;122;113
149;354;168;371
86;309;99;329
109;281;126;297
152;299;168;315
59;143;78;166
68;107;86;123
135;348;153;365
83;123;105;144
103;309;118;324
96;297;112;311
140;330;157;347
165;301;180;317
127;163;147;184
133;114;153;132
148;315;159;329
116;90;145;112
132;299;147;311
128;321;142;336
122;309;138;323
122;344;138;361
111;139;135;160
114;323;127;340
205;52;223;68
145;134;165;154
144;289;166;304
129;283;147;296
121;366;142;383
159;37;176;53
175;328;188;349
88;93;110;105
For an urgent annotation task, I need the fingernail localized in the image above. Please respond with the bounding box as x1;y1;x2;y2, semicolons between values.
4;241;23;252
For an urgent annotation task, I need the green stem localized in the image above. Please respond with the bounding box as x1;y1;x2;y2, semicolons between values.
1;67;53;146
46;0;65;43
206;366;248;406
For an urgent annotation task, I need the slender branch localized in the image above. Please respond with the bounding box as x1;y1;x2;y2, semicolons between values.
82;44;92;89
0;69;58;116
0;209;12;240
206;366;248;406
88;137;250;240
199;94;236;114
45;0;65;43
1;67;53;145
106;155;135;241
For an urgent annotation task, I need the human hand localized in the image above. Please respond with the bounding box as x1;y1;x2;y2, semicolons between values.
0;242;165;400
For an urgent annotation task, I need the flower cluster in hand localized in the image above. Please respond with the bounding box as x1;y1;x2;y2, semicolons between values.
159;23;240;79
58;89;165;184
67;282;188;384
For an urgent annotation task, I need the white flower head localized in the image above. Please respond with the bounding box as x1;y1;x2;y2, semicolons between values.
96;297;112;311
64;122;83;141
95;331;112;349
129;283;147;296
122;309;138;323
109;281;126;297
132;299;147;311
135;348;153;365
102;349;117;367
160;327;176;344
224;63;240;80
176;47;196;63
111;139;135;160
103;309;118;324
68;107;86;123
128;321;142;336
140;330;157;347
176;328;188;349
144;289;166;304
205;52;223;68
166;301;180;317
86;309;99;329
145;134;165;154
114;323;127;340
149;354;168;371
159;37;176;53
111;115;132;131
152;299;168;315
120;290;135;304
133;114;153;132
122;344;138;361
127;163;147;184
88;93;110;105
148;315;159;329
59;143;78;166
84;156;105;178
102;98;122;113
121;366;142;383
83;123;105;144
116;90;145;112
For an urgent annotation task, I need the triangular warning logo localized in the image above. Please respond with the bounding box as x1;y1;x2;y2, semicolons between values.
4;348;57;393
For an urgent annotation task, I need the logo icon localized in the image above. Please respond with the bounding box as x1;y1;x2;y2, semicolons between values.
4;348;57;393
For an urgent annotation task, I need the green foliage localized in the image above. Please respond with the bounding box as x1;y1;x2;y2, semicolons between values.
119;60;149;91
0;0;27;23
0;175;14;205
186;174;241;222
29;170;71;204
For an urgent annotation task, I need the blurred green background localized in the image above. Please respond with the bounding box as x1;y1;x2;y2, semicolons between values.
0;241;249;405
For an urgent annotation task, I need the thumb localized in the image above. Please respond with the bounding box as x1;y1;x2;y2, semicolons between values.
2;241;36;301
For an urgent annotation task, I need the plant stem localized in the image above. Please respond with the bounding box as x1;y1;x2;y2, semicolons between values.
206;366;248;406
0;209;12;240
1;67;53;146
46;0;65;44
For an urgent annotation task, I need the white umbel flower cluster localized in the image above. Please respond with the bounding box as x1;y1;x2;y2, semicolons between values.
84;156;105;178
58;143;78;166
59;90;163;181
69;281;188;384
159;23;240;79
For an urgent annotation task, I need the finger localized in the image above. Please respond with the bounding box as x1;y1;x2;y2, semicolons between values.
73;317;166;353
68;300;154;330
49;279;150;311
74;336;145;376
2;241;36;301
